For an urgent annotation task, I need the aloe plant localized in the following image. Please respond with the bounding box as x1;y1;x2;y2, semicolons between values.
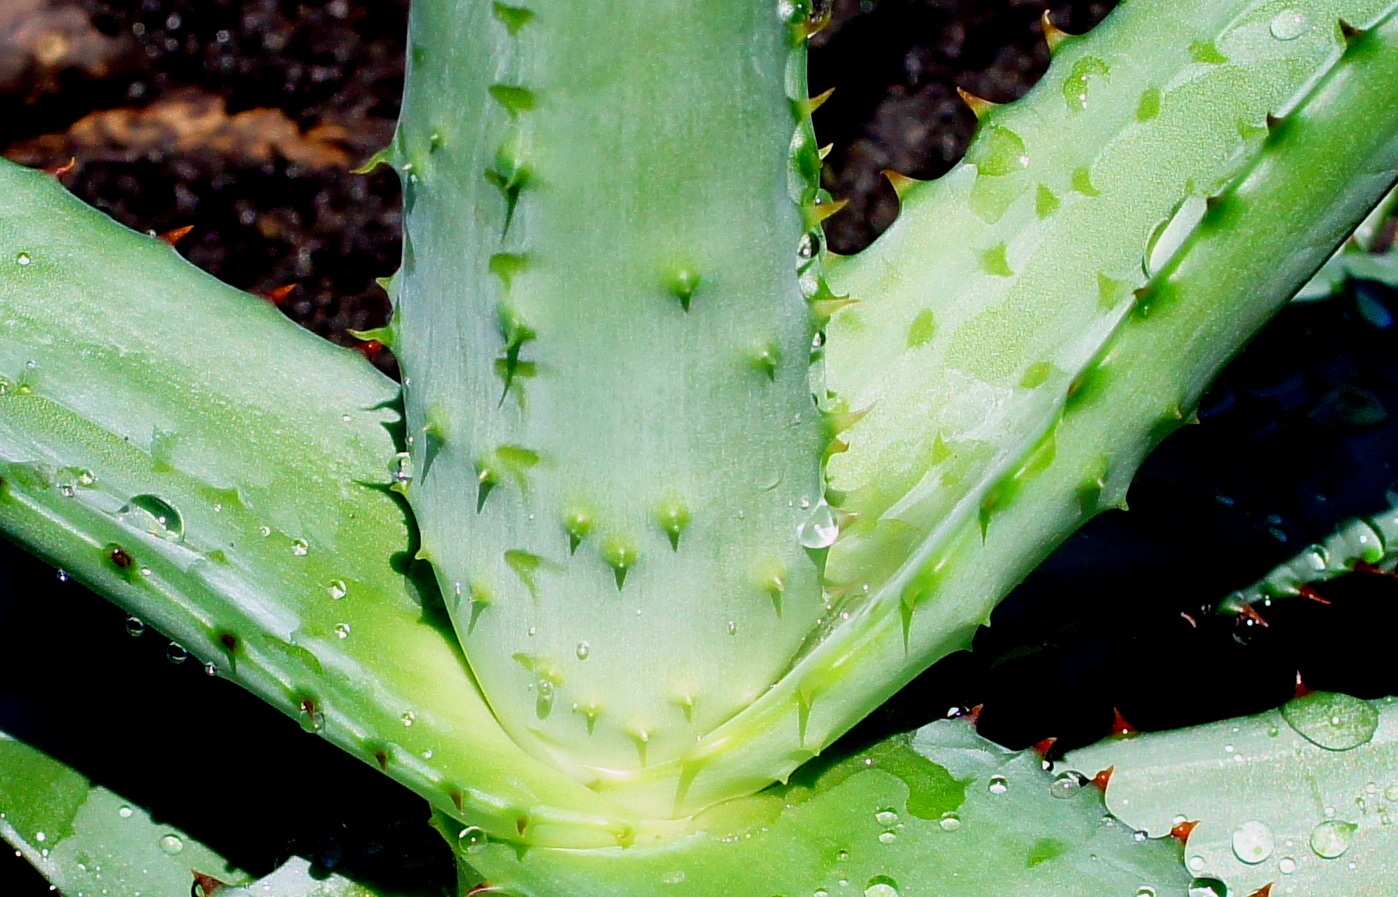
4;0;1398;893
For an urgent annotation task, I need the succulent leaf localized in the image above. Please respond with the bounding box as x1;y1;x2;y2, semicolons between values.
450;715;1192;897
393;0;829;795
0;727;420;897
0;157;663;848
659;0;1398;814
1065;694;1398;897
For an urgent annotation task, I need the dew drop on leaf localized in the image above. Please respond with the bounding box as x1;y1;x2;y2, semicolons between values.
1310;819;1357;859
1281;692;1379;750
1269;9;1308;40
1230;820;1275;864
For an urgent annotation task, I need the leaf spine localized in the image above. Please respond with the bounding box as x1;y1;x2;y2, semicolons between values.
1041;10;1071;53
956;87;999;120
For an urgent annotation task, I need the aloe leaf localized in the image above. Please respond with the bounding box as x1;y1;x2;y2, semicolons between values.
0;727;434;897
0;157;662;847
687;0;1398;809
391;0;829;801
1215;499;1398;620
447;716;1191;896
1295;186;1398;298
0;726;248;895
1063;693;1398;897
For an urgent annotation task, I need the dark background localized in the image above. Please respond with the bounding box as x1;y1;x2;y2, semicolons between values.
2;1;1397;893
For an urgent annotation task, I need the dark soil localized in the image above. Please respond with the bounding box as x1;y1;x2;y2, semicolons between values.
3;1;1398;894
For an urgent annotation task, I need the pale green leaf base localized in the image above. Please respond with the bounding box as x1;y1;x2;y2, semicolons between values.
457;718;1192;897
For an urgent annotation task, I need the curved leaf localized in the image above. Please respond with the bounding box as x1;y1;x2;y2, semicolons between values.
456;718;1192;897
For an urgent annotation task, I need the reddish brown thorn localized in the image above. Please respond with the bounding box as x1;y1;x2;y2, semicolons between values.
1170;819;1199;843
1299;584;1332;605
42;157;77;181
1110;708;1138;737
1353;560;1389;576
1236;603;1270;627
1180;612;1198;628
1247;885;1274;897
356;339;386;362
1032;736;1058;759
1294;671;1313;699
962;703;983;727
261;284;297;306
158;224;194;246
373;748;389;771
1091;766;1115;791
192;872;229;896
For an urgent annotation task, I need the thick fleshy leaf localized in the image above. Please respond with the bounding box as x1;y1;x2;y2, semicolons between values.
453;717;1192;897
0;728;433;897
1064;693;1398;897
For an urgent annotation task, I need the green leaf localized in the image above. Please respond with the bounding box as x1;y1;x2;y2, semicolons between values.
1064;694;1398;897
454;718;1192;896
0;728;439;897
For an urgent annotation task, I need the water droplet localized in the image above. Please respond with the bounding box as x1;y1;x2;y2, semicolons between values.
1050;772;1083;799
1187;855;1206;872
877;831;897;844
76;469;96;487
938;811;961;831
575;641;590;659
55;569;70;583
125;616;145;637
797;500;840;549
1188;877;1227;897
401;710;416;726
203;662;218;677
987;775;1009;795
1231;820;1275;864
158;834;183;856
798;233;819;259
457;825;488;854
291;538;309;556
864;875;901;897
15;253;31;266
335;623;351;639
1136;888;1157;897
328;579;349;600
874;808;898;827
1282;692;1379;750
117;494;185;542
166;642;188;664
1385;784;1398;801
117;806;133;819
1279;856;1298;874
1310;819;1357;858
727;620;738;635
390;451;413;484
1269;10;1309;40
